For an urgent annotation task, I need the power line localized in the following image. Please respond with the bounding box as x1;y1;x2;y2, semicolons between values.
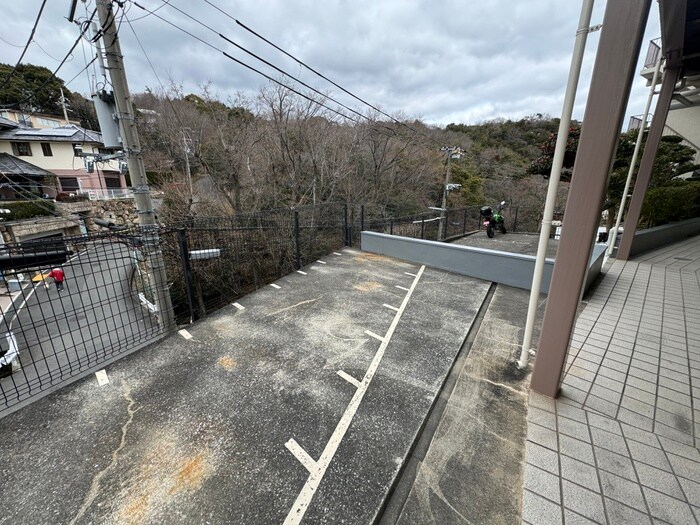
32;40;70;64
0;0;48;91
156;0;387;129
0;36;24;48
123;12;186;128
0;9;98;111
201;0;432;141
0;177;85;227
129;1;364;126
128;0;171;22
63;56;99;88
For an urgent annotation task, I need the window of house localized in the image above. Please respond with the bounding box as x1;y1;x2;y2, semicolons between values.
104;176;122;189
41;143;53;156
60;177;79;191
11;142;32;156
72;144;83;156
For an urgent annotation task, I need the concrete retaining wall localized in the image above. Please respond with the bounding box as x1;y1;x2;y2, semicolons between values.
361;232;606;294
630;218;700;257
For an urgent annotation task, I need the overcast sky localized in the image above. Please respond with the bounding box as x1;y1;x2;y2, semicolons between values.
1;0;661;127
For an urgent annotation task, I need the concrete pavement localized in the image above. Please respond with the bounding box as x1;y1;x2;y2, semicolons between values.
0;248;493;525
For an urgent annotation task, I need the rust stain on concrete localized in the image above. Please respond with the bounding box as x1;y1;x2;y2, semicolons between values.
217;356;236;370
121;494;149;525
354;253;388;263
114;438;214;524
354;281;383;292
169;453;207;495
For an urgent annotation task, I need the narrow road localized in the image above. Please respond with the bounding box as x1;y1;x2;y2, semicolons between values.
0;240;162;411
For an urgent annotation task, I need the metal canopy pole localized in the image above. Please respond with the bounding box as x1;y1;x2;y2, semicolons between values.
517;0;596;369
530;0;652;396
607;55;663;257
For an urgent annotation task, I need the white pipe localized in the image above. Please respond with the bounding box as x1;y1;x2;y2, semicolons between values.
518;0;595;369
607;55;663;256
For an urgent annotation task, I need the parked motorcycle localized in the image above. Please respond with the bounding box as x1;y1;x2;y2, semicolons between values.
480;201;507;238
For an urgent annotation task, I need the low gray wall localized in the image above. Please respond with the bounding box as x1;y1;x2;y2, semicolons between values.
630;218;700;257
361;232;606;294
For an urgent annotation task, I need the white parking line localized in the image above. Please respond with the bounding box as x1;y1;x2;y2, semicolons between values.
269;283;281;289
364;330;385;342
333;252;342;256
283;265;426;525
285;439;317;474
232;302;245;310
336;370;361;389
395;285;410;292
317;260;327;264
296;271;307;275
383;304;400;312
404;272;417;277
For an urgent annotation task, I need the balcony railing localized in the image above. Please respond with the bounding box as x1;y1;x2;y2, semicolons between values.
628;115;644;131
643;38;661;69
81;188;134;201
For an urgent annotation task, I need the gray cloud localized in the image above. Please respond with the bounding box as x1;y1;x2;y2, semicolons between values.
1;0;660;126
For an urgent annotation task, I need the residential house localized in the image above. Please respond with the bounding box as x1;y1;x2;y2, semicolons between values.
0;117;129;199
0;108;78;129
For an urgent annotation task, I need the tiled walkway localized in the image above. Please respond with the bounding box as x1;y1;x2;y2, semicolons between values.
523;237;700;525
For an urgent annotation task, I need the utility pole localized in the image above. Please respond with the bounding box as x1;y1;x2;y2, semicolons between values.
182;131;193;212
95;0;175;330
59;88;70;124
437;147;462;241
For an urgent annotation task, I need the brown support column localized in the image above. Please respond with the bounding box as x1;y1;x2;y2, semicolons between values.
617;67;681;260
530;0;651;397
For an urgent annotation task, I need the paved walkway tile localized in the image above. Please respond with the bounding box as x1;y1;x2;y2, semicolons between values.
524;237;700;524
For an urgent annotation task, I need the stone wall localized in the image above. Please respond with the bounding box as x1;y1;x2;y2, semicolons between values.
0;216;81;243
82;199;139;232
0;198;140;243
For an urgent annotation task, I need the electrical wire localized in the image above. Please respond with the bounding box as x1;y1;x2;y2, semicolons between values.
132;1;460;162
0;178;85;227
62;56;99;88
0;36;24;48
128;0;170;22
202;1;401;125
0;9;98;111
31;40;68;63
129;1;362;126
200;0;438;144
0;0;48;91
154;0;390;131
123;12;186;128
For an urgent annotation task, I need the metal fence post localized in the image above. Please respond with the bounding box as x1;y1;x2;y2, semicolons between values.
177;227;197;323
360;204;365;233
390;219;394;236
421;218;425;239
444;209;450;240
294;208;301;270
344;204;350;246
513;206;519;232
463;208;468;234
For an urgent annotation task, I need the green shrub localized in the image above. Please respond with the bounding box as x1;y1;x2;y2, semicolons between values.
641;181;700;227
2;200;56;220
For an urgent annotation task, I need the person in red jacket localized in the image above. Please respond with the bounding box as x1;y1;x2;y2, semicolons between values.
47;268;65;292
